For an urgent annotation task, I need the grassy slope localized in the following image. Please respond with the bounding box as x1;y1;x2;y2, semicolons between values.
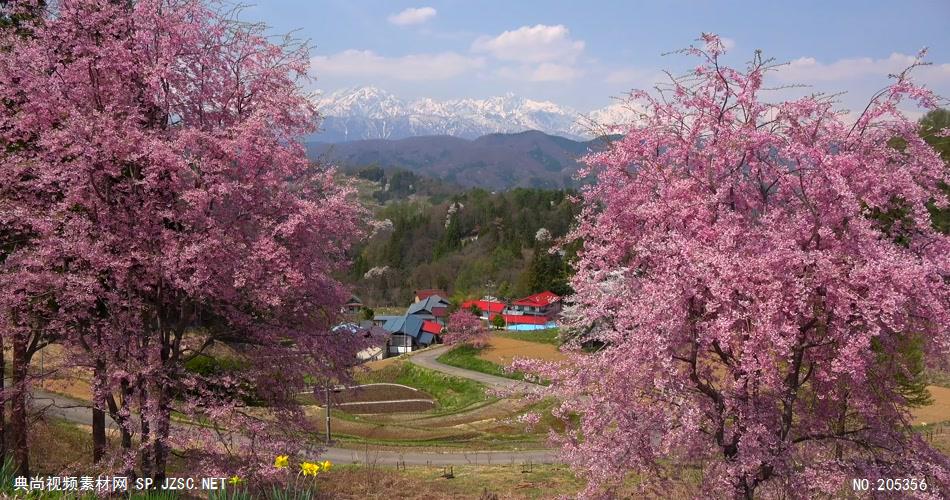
436;345;528;382
496;328;561;345
355;361;489;414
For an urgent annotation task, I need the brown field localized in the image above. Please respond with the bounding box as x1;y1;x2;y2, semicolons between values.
31;343;94;401
362;355;405;371
332;384;432;404
314;464;587;499
476;336;567;366
328;384;437;414
337;400;436;413
912;386;950;425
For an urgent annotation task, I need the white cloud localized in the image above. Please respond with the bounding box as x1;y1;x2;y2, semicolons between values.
605;67;657;85
497;63;582;82
776;52;950;84
471;24;585;63
387;7;437;26
720;37;736;51
311;50;484;81
530;63;581;81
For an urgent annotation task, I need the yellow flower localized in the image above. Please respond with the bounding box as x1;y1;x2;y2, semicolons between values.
300;462;320;476
320;460;332;472
228;476;242;485
274;455;289;469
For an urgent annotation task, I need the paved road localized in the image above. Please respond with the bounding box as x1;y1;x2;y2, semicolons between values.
29;387;558;466
408;345;541;393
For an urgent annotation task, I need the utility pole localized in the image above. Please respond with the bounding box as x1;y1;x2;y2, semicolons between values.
485;279;496;326
324;382;332;445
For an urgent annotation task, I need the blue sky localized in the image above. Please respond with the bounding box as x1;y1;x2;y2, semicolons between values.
246;1;950;113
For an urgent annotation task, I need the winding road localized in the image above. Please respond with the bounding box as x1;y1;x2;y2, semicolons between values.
408;345;541;392
28;347;558;466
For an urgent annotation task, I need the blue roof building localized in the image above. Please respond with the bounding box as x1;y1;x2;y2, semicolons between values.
382;308;441;355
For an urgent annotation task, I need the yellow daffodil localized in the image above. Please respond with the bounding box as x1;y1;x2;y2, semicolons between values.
300;461;320;476
320;460;332;472
274;455;289;469
228;476;242;485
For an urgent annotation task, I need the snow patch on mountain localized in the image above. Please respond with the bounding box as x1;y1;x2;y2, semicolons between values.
312;87;643;142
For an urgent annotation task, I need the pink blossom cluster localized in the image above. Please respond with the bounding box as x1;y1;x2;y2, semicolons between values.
520;34;950;498
0;0;368;481
444;310;490;348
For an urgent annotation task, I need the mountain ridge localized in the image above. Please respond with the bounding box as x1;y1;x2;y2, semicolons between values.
308;129;616;190
311;86;640;143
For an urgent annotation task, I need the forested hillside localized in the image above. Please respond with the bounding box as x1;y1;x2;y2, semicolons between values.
310;130;614;190
345;168;580;306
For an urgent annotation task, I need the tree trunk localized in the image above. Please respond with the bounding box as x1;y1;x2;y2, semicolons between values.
739;479;755;500
105;391;136;477
107;378;133;451
151;387;169;483
120;380;133;450
92;406;106;462
1;331;6;461
92;360;107;463
139;382;152;480
11;334;29;478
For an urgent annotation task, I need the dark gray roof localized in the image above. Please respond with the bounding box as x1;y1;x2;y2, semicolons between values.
407;295;449;316
417;332;435;345
382;315;424;338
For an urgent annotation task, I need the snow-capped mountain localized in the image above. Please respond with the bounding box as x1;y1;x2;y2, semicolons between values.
311;87;640;142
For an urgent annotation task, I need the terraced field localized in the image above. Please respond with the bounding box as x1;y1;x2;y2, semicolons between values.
298;359;554;450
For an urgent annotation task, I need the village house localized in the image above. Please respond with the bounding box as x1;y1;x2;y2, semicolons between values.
368;294;450;357
508;291;562;318
413;289;447;303
406;294;450;325
381;315;440;355
461;291;561;331
459;296;505;320
364;290;562;360
333;322;387;361
342;295;364;318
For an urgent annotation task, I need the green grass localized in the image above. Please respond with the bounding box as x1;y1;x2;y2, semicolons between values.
496;328;561;345
436;345;528;382
355;361;488;413
373;306;407;316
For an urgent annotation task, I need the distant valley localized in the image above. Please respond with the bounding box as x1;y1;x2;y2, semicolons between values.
308;130;615;190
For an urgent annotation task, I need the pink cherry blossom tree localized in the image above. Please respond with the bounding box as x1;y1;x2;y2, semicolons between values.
444;310;489;348
516;35;950;498
0;0;367;481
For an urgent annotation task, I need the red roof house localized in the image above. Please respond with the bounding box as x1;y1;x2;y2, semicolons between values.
421;320;443;335
512;291;561;308
508;291;562;319
461;299;505;317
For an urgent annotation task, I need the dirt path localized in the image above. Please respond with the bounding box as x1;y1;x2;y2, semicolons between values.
408;346;540;393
